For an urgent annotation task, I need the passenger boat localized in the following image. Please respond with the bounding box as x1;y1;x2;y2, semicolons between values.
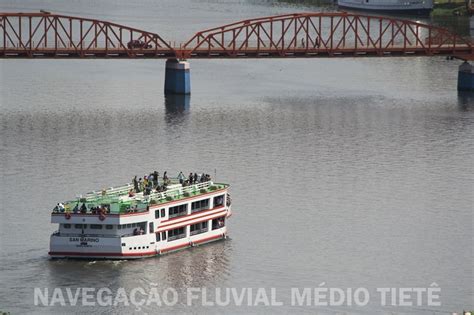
337;0;433;16
49;173;232;259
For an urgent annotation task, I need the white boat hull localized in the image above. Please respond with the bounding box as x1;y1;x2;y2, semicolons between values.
49;229;227;259
338;0;433;15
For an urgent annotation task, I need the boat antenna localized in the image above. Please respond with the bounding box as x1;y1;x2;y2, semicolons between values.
214;168;217;182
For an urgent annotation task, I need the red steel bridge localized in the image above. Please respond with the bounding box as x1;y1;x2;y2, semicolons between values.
1;11;473;92
0;11;472;59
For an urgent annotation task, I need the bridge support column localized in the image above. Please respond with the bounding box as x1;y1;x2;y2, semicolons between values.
164;59;191;95
457;61;474;91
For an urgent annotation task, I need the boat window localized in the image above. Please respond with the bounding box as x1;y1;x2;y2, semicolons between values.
161;208;165;217
118;225;121;230
91;224;102;229
190;221;208;236
212;217;225;230
169;204;188;218
126;224;132;228
191;199;210;213
74;224;86;229
63;224;71;229
106;225;113;230
168;227;186;241
156;233;160;242
161;232;167;241
213;195;224;207
149;222;154;234
155;209;160;219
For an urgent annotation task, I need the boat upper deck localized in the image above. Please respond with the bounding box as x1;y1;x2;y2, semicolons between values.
52;178;229;216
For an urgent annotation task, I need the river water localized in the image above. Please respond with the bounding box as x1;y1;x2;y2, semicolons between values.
0;0;473;314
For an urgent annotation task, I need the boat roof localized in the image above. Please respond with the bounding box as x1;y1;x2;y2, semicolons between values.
55;178;228;215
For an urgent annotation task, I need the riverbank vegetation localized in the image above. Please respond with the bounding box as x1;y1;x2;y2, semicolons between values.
432;0;469;16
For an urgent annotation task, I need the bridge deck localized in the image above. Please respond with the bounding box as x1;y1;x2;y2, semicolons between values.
1;45;471;59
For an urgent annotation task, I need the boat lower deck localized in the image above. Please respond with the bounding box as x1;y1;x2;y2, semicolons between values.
49;226;228;259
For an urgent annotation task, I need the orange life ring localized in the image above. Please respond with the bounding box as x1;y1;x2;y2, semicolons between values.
99;213;106;221
65;213;71;220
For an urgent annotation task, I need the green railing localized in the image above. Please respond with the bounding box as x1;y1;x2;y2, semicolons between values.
57;180;228;215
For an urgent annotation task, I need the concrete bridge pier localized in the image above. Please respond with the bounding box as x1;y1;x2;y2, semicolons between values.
164;59;191;95
457;61;474;91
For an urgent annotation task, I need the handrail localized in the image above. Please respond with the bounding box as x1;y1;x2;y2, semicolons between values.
76;177;184;202
145;181;212;203
56;179;227;215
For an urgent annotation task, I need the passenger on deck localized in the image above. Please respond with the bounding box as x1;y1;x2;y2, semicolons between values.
128;189;135;197
80;203;87;214
177;171;185;184
189;172;194;184
153;171;159;187
73;204;79;213
144;176;148;188
58;203;65;212
133;228;138;235
163;171;169;183
133;176;139;192
138;178;143;192
193;173;198;183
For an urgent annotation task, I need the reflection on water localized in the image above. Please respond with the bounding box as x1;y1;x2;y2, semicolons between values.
164;94;191;129
458;91;474;110
165;95;191;113
42;241;231;313
165;94;191;118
